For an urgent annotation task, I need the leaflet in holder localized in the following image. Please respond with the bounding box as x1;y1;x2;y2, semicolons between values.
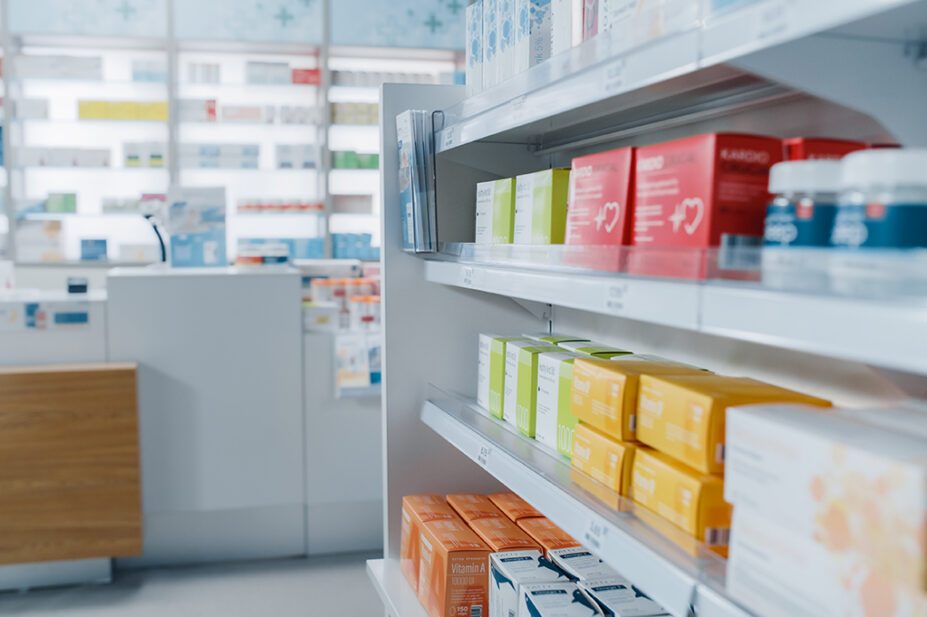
396;110;438;253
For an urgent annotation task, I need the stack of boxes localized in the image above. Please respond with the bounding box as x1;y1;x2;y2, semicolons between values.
402;492;669;617
477;333;833;557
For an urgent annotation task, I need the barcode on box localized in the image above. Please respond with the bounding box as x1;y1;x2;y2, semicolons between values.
716;443;725;463
706;527;730;546
471;605;482;617
629;414;637;433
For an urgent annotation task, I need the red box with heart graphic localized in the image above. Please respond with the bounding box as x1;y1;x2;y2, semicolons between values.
564;147;635;270
629;133;782;279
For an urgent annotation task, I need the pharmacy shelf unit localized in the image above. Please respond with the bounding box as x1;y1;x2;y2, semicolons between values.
377;3;927;617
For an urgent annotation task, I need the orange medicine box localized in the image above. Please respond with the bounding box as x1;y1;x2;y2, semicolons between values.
571;423;637;498
469;516;541;552
447;494;504;522
401;495;457;593
571;355;709;442
631;448;733;557
636;374;831;474
418;518;491;617
516;517;582;556
489;492;543;521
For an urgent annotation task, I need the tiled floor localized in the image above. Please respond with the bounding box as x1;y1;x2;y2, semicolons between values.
0;553;383;616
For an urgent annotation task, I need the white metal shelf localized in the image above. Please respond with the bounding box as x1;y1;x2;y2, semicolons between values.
435;0;922;152
420;390;752;617
367;559;430;617
424;258;927;375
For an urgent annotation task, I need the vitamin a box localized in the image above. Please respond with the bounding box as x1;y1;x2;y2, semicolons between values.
559;341;631;358
490;492;543;521
783;137;866;161
725;404;927;592
536;352;585;457
517;518;582;556
519;582;603;617
514;169;571;245
636;374;831;474
549;547;618;581
418;518;491;617
580;577;670;617
401;495;458;592
447;494;504;522
571;355;707;441
630;133;782;279
571;423;637;497
565;148;636;269
475;179;516;244
631;448;732;557
489;337;531;419
470;516;541;552
504;340;559;430
491;550;570;617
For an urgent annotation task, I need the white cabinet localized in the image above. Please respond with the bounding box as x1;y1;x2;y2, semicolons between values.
106;268;305;567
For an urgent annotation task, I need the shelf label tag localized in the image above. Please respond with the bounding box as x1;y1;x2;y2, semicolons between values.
602;58;627;95
756;0;792;41
603;283;630;315
461;266;475;288
441;126;456;151
477;444;493;468
584;516;610;551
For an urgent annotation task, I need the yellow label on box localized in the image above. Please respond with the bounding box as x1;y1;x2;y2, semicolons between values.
631;448;732;556
78;100;107;119
571;355;708;441
571;422;636;497
138;101;169;121
636;375;831;474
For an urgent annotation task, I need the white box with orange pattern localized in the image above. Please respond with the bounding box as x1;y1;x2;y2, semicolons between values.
725;404;927;596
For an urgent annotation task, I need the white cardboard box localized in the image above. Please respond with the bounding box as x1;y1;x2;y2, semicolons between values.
483;0;500;89
725;404;927;594
498;0;517;83
728;506;927;617
491;550;570;617
579;577;669;617
549;547;618;581
467;1;484;97
515;0;554;74
519;582;603;617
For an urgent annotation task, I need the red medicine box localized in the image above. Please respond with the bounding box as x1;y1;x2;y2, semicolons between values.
564;148;635;271
292;68;321;85
630;133;782;279
783;137;866;161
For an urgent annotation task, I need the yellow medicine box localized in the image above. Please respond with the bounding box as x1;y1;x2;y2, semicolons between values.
571;355;708;442
571;422;636;498
636;374;831;474
631;448;732;557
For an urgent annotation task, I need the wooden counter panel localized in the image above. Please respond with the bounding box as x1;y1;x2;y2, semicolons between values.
0;364;142;565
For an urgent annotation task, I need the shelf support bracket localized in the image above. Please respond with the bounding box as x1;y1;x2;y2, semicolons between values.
510;298;552;324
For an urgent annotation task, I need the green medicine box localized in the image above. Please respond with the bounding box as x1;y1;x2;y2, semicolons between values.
559;340;632;359
535;352;585;458
513;169;571;245
488;336;531;420
492;178;516;244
